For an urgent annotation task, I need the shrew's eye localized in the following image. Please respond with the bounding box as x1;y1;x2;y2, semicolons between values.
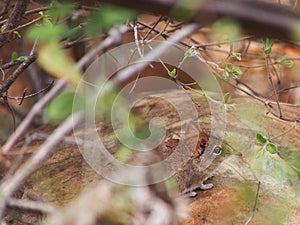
213;145;222;155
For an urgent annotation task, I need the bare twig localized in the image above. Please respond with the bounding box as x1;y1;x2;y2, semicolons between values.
266;56;282;118
110;23;200;87
269;121;297;141
3;81;54;103
142;15;163;41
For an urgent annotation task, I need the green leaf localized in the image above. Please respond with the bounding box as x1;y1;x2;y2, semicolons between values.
266;143;278;154
223;71;229;79
231;68;242;79
11;52;17;62
262;38;274;56
224;63;242;79
278;55;293;68
226;63;233;71
11;52;27;63
223;92;231;104
230;51;242;61
256;133;267;144
184;46;198;58
12;30;21;39
44;89;75;123
168;68;177;77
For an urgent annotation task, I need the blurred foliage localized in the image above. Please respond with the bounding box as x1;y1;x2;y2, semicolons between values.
210;17;242;41
86;4;137;36
44;88;76;123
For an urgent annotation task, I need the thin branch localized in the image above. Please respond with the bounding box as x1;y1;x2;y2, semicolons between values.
110;23;201;87
266;56;282;118
0;0;29;48
269;121;297;141
3;81;54;103
0;14;43;36
2;93;16;131
0;50;37;96
142;16;163;41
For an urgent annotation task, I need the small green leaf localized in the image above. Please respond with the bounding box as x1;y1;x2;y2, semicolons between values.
223;93;231;104
223;71;229;79
184;46;198;58
11;52;17;62
226;63;233;71
277;55;293;68
224;63;242;79
168;68;177;77
11;52;27;63
262;38;274;56
266;143;278;154
231;68;242;79
16;56;28;63
256;133;267;144
230;51;242;61
13;30;21;39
